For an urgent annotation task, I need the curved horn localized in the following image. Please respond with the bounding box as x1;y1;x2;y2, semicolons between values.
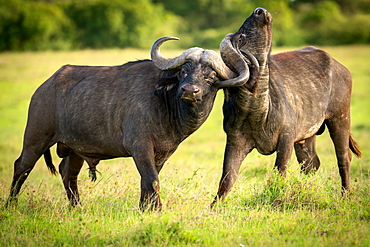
201;50;237;80
240;50;260;68
151;36;204;70
216;33;253;87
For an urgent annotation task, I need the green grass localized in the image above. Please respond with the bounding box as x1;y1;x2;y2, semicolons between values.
0;46;369;246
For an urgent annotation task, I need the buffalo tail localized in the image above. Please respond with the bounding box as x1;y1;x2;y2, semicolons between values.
349;134;362;158
43;149;58;175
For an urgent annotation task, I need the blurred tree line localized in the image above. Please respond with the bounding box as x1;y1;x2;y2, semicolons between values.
0;0;369;51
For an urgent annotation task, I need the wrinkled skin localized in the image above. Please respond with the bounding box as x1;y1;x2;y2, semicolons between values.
6;37;246;211
213;7;362;206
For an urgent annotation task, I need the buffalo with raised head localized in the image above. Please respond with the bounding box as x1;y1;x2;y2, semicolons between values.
6;36;250;211
212;8;362;205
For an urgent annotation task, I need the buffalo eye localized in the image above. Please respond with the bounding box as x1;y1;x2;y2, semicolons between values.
205;71;216;85
179;66;189;79
238;34;247;47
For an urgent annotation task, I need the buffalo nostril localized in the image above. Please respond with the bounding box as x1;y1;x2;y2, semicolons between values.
181;84;201;102
181;84;200;94
254;7;266;16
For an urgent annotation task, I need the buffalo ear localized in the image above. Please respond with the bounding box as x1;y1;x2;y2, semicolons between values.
155;81;177;91
155;71;179;92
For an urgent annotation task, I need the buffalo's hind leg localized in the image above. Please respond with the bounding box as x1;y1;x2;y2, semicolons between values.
326;117;352;193
294;135;321;174
59;152;84;206
6;142;53;206
6;84;57;207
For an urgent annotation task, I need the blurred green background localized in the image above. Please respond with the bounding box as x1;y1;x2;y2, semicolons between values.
1;0;369;51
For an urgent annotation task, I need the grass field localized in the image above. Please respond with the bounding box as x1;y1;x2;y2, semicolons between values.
0;45;369;246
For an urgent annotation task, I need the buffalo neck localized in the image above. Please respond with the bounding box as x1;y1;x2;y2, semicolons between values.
163;90;216;141
228;62;270;127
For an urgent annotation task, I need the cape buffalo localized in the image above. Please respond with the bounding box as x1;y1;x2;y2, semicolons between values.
6;37;250;211
212;7;362;205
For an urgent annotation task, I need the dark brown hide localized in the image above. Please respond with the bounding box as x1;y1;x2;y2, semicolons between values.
6;37;247;211
213;8;361;205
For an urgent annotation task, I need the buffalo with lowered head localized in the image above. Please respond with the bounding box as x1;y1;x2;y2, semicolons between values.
6;36;250;211
212;8;362;205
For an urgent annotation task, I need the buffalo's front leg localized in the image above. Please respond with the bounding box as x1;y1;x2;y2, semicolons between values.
294;136;321;174
211;139;251;207
139;176;161;211
274;134;295;176
132;148;162;211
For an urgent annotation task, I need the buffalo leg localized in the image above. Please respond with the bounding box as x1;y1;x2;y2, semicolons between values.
154;150;175;173
6;94;57;207
132;148;162;211
6;141;52;206
294;136;321;174
274;134;295;175
212;139;251;207
59;152;84;206
326;117;351;193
